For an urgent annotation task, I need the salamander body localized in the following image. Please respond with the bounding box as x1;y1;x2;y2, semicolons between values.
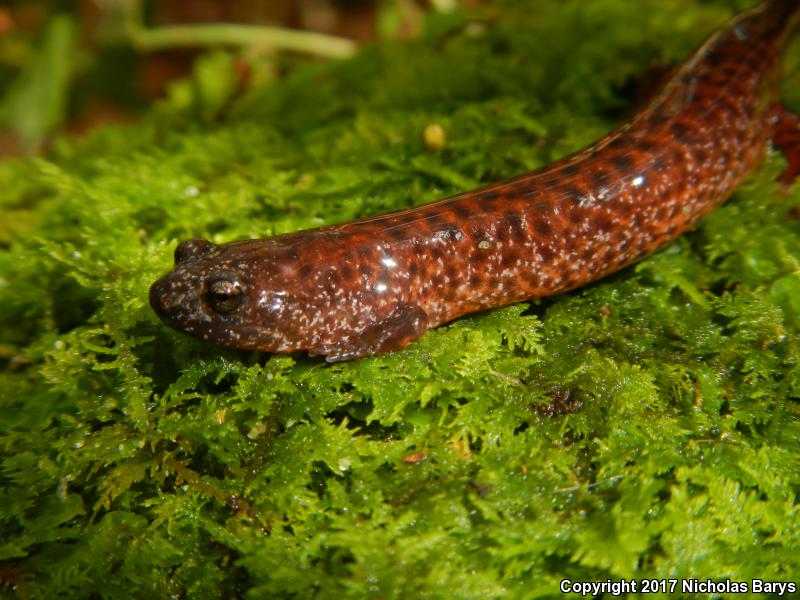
150;0;800;361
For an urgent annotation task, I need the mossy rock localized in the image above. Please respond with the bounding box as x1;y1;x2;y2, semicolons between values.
1;0;799;597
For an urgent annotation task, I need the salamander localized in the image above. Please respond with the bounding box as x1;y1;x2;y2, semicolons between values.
150;0;800;362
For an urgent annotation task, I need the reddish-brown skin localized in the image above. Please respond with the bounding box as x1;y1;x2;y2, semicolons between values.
150;0;800;362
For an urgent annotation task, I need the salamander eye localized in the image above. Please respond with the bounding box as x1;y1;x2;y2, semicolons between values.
206;277;245;313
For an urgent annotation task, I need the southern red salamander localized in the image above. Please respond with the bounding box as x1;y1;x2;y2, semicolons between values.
150;0;800;361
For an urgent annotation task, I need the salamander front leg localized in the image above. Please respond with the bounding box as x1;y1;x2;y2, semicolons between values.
320;304;430;363
770;105;800;190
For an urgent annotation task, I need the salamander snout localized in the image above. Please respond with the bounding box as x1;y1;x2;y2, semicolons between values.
149;268;202;327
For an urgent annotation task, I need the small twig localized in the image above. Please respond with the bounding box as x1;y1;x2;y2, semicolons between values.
127;22;357;58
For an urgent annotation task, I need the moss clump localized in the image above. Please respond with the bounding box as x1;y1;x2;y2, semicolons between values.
1;0;799;597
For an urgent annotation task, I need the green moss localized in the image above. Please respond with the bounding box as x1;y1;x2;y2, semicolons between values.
1;0;799;597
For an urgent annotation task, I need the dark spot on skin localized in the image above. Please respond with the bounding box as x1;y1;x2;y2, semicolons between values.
408;262;418;276
539;245;555;261
737;52;760;71
708;68;732;85
670;121;693;144
488;276;500;288
479;191;501;204
694;148;708;163
670;148;685;168
636;139;656;153
581;246;595;261
359;264;373;277
271;244;300;262
705;49;726;66
561;164;581;176
648;113;669;127
607;137;628;149
469;274;483;288
533;219;552;236
430;245;444;261
595;214;614;232
591;170;611;189
720;64;741;79
538;176;561;190
446;265;460;282
453;204;473;219
387;227;407;241
299;263;314;278
566;207;584;224
501;250;519;267
610;154;635;175
341;265;355;280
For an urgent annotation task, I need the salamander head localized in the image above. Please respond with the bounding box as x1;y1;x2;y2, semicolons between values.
149;238;302;352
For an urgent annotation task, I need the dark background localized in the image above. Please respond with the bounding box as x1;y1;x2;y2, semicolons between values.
0;0;478;156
